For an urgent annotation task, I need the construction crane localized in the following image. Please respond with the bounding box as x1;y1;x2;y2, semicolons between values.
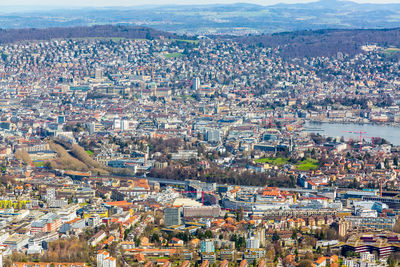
268;115;274;128
119;221;124;239
342;131;367;153
269;117;295;130
37;120;53;138
378;177;391;197
280;117;295;130
363;136;377;149
108;107;122;119
293;124;301;131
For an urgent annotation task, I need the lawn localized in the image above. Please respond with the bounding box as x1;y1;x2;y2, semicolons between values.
384;47;400;55
70;37;126;41
171;38;199;44
33;161;45;167
255;157;289;166
296;158;319;171
164;52;183;58
255;157;319;170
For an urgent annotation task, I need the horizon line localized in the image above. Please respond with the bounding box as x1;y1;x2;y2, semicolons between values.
1;0;400;9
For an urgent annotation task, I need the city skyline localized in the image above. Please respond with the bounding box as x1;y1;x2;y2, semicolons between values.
1;0;400;265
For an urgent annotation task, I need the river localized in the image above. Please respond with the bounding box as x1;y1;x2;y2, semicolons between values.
304;121;400;146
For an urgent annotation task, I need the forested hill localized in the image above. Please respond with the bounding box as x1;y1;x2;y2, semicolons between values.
2;25;400;60
234;28;400;59
0;25;178;44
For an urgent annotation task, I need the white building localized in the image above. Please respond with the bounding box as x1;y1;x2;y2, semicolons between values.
201;240;215;253
95;68;103;80
360;252;375;262
97;250;117;267
103;256;116;267
246;237;260;249
113;118;121;131
97;250;109;267
206;129;220;143
193;77;200;90
46;187;56;203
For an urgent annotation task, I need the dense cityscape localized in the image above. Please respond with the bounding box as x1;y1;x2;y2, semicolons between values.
2;8;400;267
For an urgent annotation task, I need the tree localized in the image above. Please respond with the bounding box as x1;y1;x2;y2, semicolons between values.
151;233;160;244
272;231;280;242
327;244;332;255
304;251;314;260
326;228;339;240
233;235;246;251
230;234;237;242
388;257;396;267
1;53;8;62
266;245;275;261
204;230;213;239
292;230;298;240
274;241;282;256
393;219;400;233
385;158;390;169
376;162;382;170
135;236;141;247
298;260;314;267
388;252;400;267
15;149;32;165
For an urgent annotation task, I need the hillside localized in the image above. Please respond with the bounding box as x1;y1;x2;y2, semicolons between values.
0;25;177;44
234;28;400;58
2;25;400;59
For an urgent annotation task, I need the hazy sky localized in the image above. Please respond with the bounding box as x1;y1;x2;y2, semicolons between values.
1;0;399;7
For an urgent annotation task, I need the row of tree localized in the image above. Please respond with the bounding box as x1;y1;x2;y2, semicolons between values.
149;165;294;187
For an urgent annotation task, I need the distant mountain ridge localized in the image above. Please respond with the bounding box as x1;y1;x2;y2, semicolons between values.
1;0;400;34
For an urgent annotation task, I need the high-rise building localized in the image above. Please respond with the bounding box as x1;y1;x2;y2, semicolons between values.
87;122;103;134
201;240;215;253
206;129;220;143
246;237;260;249
253;228;266;247
97;250;116;267
103;257;116;267
46;187;56;203
338;220;352;237
97;251;108;267
95;68;103;80
57;115;65;124
88;122;96;135
113;118;121;131
164;207;181;226
192;77;200;91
